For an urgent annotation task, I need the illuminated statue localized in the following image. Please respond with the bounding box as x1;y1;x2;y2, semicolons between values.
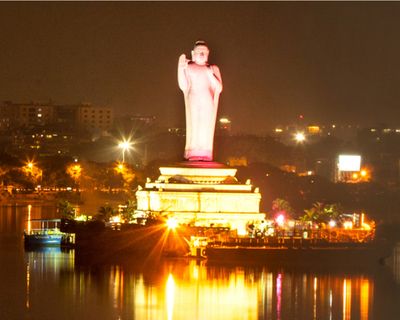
178;40;223;161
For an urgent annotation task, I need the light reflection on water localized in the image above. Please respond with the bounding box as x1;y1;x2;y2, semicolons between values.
22;253;378;320
1;205;400;319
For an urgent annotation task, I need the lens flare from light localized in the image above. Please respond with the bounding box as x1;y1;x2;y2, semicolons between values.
166;217;178;230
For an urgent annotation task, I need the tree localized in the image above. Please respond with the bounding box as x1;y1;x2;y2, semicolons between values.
58;200;76;219
324;203;343;220
271;198;295;218
300;208;318;222
120;199;137;222
96;204;116;222
300;202;344;223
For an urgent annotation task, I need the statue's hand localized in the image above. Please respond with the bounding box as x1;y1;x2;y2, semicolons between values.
178;54;189;69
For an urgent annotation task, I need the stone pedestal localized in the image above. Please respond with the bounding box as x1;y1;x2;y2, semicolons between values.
135;162;265;235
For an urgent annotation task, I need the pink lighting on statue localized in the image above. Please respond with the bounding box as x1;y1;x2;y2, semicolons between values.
178;40;223;161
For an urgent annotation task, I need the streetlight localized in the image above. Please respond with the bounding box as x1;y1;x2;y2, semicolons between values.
24;160;35;175
115;162;125;174
23;160;42;184
118;138;133;162
67;163;82;181
294;132;306;143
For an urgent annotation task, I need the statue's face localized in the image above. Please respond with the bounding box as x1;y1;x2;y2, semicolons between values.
191;45;209;65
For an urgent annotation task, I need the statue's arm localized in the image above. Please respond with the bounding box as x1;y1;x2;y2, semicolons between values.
178;54;189;92
208;65;223;93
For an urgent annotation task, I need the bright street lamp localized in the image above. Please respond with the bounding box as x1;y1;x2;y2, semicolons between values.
115;162;124;174
294;132;306;143
118;139;133;162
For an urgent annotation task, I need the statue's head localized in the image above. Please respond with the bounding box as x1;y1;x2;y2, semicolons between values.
191;40;209;65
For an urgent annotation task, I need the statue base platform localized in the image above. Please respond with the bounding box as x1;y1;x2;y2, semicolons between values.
135;161;265;234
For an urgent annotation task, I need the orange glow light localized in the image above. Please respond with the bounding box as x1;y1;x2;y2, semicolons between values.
294;132;306;143
360;170;367;177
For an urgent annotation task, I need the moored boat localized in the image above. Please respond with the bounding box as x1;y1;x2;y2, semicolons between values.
24;219;74;247
205;241;390;267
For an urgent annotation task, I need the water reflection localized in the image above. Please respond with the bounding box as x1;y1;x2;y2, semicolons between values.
25;248;75;311
2;205;400;319
392;242;400;284
20;250;381;319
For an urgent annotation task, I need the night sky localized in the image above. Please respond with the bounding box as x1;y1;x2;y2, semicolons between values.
1;2;400;134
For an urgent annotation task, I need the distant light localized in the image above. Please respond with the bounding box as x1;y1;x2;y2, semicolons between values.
237;227;247;236
332;124;336;129
307;126;320;134
360;170;367;177
294;132;306;143
115;163;124;174
118;141;131;151
338;155;361;172
110;215;121;224
275;128;283;133
362;223;371;231
166;217;178;230
343;221;353;229
219;117;231;124
275;214;285;227
352;173;359;179
328;220;337;228
37;114;42;118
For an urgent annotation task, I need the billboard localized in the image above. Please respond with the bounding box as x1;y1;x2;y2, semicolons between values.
338;155;361;172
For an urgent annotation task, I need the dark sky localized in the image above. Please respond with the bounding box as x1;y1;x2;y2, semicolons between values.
1;2;400;134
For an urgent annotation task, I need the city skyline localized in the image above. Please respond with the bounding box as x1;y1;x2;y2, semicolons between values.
1;2;400;134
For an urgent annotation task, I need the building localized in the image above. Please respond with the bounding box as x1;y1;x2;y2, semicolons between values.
77;104;113;132
135;163;265;235
0;101;113;132
1;101;54;128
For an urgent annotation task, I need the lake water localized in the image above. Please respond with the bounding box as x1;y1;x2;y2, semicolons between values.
1;204;400;320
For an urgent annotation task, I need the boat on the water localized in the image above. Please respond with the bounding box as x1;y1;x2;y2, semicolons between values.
24;219;74;247
187;234;390;266
205;244;389;266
